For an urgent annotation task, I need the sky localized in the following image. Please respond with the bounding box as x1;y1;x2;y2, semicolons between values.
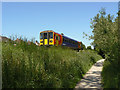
2;2;118;48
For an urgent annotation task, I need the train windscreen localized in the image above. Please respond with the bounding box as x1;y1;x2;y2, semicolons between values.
49;32;53;39
40;33;43;39
44;33;47;39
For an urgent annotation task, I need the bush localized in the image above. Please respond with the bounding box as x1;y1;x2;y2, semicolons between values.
87;46;92;50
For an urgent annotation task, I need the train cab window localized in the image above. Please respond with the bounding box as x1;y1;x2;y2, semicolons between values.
49;32;53;39
44;33;47;39
40;33;43;39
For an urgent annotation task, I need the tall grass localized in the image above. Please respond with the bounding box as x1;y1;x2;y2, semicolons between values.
2;37;102;88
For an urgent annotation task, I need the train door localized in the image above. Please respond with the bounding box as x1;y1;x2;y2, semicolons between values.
40;33;43;46
55;34;59;46
44;32;48;45
48;32;54;45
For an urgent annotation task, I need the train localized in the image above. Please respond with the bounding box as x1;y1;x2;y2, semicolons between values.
40;30;83;50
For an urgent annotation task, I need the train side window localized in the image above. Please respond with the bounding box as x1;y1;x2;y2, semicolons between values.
73;41;75;44
56;36;58;40
58;36;60;41
67;39;69;42
54;34;55;39
71;41;73;44
63;38;65;42
76;42;77;45
76;42;78;45
65;38;67;42
75;42;77;45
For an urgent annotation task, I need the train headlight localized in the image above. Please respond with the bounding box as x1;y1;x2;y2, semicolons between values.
50;40;53;42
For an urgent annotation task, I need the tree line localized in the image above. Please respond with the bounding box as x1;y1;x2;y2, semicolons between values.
87;8;120;88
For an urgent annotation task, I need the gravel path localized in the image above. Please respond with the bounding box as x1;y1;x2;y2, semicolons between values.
75;59;105;89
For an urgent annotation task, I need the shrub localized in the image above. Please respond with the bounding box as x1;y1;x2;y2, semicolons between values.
87;46;92;50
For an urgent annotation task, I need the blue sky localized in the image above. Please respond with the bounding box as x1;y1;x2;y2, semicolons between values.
2;2;118;47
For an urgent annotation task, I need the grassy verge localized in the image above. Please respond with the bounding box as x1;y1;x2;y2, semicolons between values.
2;39;102;88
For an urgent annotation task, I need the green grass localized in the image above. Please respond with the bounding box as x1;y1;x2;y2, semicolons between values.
2;38;102;88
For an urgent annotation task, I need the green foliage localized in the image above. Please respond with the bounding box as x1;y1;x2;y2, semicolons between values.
2;38;102;88
90;8;118;55
81;43;86;50
90;8;119;88
87;46;91;50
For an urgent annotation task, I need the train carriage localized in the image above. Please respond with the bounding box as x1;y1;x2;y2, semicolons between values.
40;30;82;50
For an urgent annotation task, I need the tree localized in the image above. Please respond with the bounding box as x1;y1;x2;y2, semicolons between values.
89;8;118;56
89;8;119;88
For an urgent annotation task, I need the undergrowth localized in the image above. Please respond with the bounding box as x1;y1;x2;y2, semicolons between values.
2;37;102;88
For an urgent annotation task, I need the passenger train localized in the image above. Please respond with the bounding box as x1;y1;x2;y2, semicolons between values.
40;30;83;50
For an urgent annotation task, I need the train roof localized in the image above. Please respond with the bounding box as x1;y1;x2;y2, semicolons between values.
40;30;81;42
40;30;54;33
62;35;79;42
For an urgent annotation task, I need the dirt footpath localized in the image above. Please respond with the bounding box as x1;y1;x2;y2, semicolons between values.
75;59;105;89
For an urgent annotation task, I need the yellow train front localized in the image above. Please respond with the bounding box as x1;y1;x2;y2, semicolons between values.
40;30;62;46
40;30;83;50
40;30;54;46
